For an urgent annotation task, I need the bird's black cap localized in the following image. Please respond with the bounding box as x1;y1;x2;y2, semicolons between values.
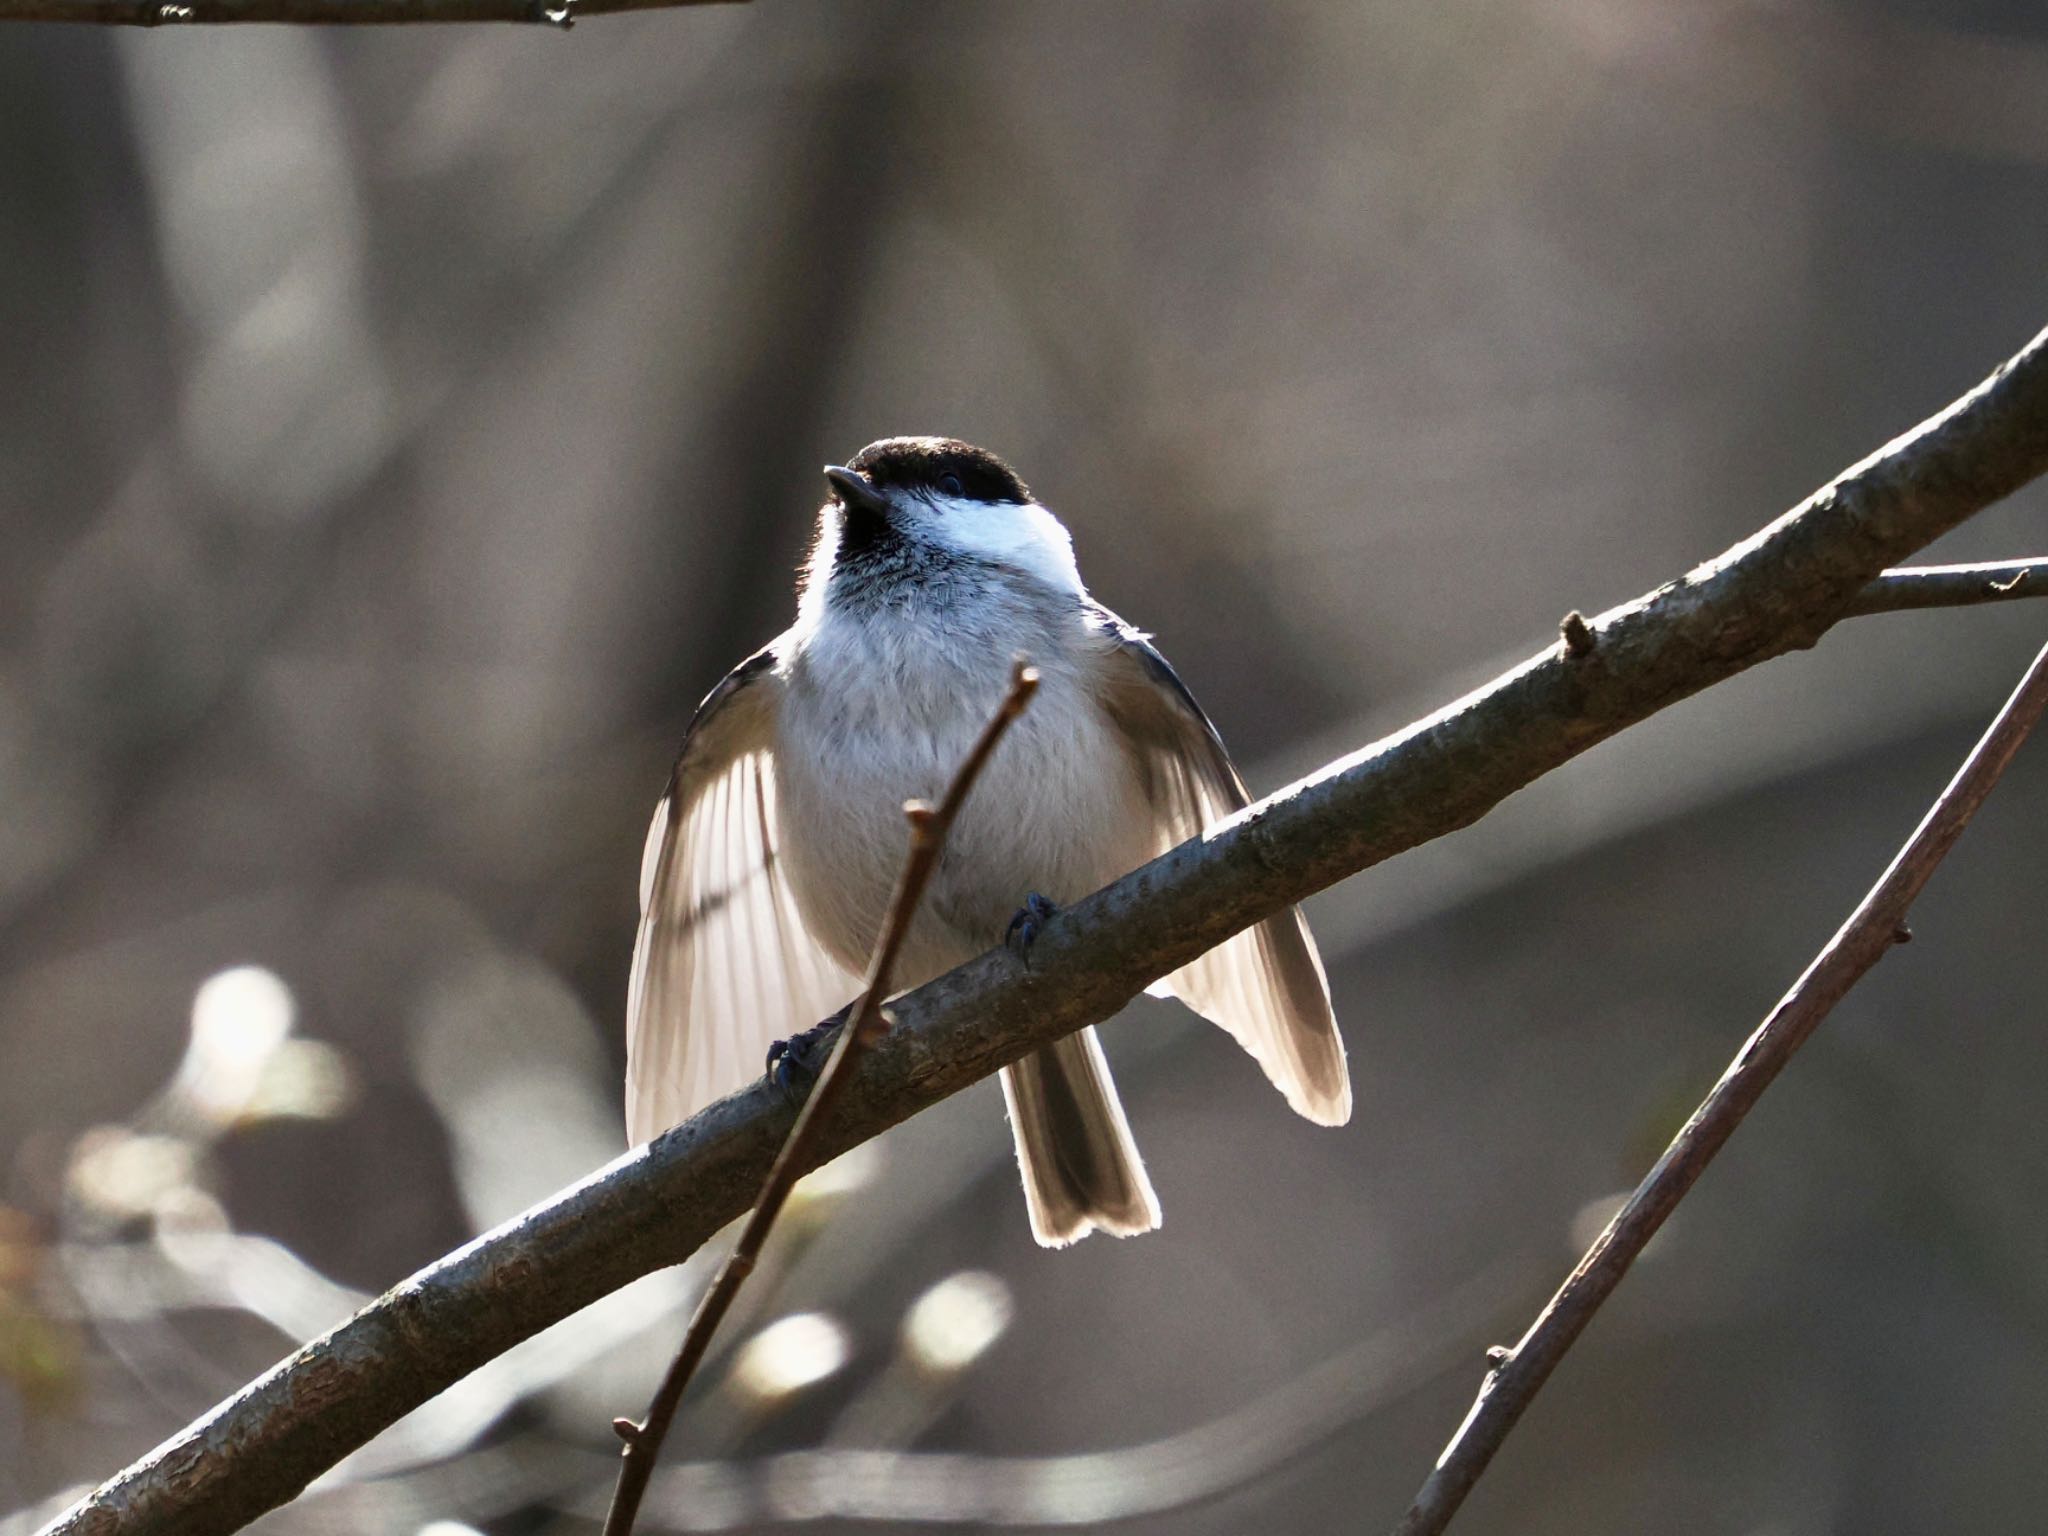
835;437;1031;505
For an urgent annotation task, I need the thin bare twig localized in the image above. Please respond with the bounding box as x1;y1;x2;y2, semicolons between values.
40;323;2048;1536
600;660;1040;1536
1392;636;2048;1536
1849;557;2046;614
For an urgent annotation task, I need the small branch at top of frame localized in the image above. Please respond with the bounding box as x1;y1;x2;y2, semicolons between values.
0;0;739;26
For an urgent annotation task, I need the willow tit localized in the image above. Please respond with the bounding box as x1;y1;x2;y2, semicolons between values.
625;437;1350;1246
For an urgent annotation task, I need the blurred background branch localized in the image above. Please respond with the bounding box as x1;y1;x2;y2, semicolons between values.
36;318;2048;1536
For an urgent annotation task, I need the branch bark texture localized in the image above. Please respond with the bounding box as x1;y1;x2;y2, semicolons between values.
1391;635;2048;1536
44;323;2048;1536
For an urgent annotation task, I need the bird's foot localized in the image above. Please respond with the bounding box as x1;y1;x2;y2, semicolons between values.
766;1006;849;1105
1005;892;1059;967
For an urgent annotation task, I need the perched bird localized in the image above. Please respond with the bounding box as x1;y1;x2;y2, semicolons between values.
625;437;1350;1245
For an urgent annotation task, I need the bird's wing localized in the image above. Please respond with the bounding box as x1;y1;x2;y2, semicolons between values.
1088;604;1352;1126
624;641;862;1144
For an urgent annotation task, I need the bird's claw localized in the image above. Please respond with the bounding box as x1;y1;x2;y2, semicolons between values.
1005;892;1059;967
766;1011;845;1105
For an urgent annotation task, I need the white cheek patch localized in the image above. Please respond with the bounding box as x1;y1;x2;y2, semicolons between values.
919;495;1085;595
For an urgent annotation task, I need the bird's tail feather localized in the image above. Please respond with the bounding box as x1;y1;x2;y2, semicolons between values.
1000;1029;1161;1246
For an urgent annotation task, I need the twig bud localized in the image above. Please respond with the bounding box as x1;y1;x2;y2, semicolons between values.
1559;611;1597;659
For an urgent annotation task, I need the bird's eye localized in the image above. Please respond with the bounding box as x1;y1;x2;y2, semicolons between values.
938;472;965;498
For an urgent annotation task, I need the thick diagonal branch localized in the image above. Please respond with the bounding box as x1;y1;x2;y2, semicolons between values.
42;321;2048;1536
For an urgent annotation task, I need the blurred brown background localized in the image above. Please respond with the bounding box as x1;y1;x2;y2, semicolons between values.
4;2;2048;1531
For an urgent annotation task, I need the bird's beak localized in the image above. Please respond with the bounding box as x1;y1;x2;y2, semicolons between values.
824;465;889;517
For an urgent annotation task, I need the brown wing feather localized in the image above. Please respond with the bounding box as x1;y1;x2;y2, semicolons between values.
1088;605;1352;1126
624;640;862;1144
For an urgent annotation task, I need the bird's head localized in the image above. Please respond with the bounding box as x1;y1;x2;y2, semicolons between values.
804;437;1083;610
